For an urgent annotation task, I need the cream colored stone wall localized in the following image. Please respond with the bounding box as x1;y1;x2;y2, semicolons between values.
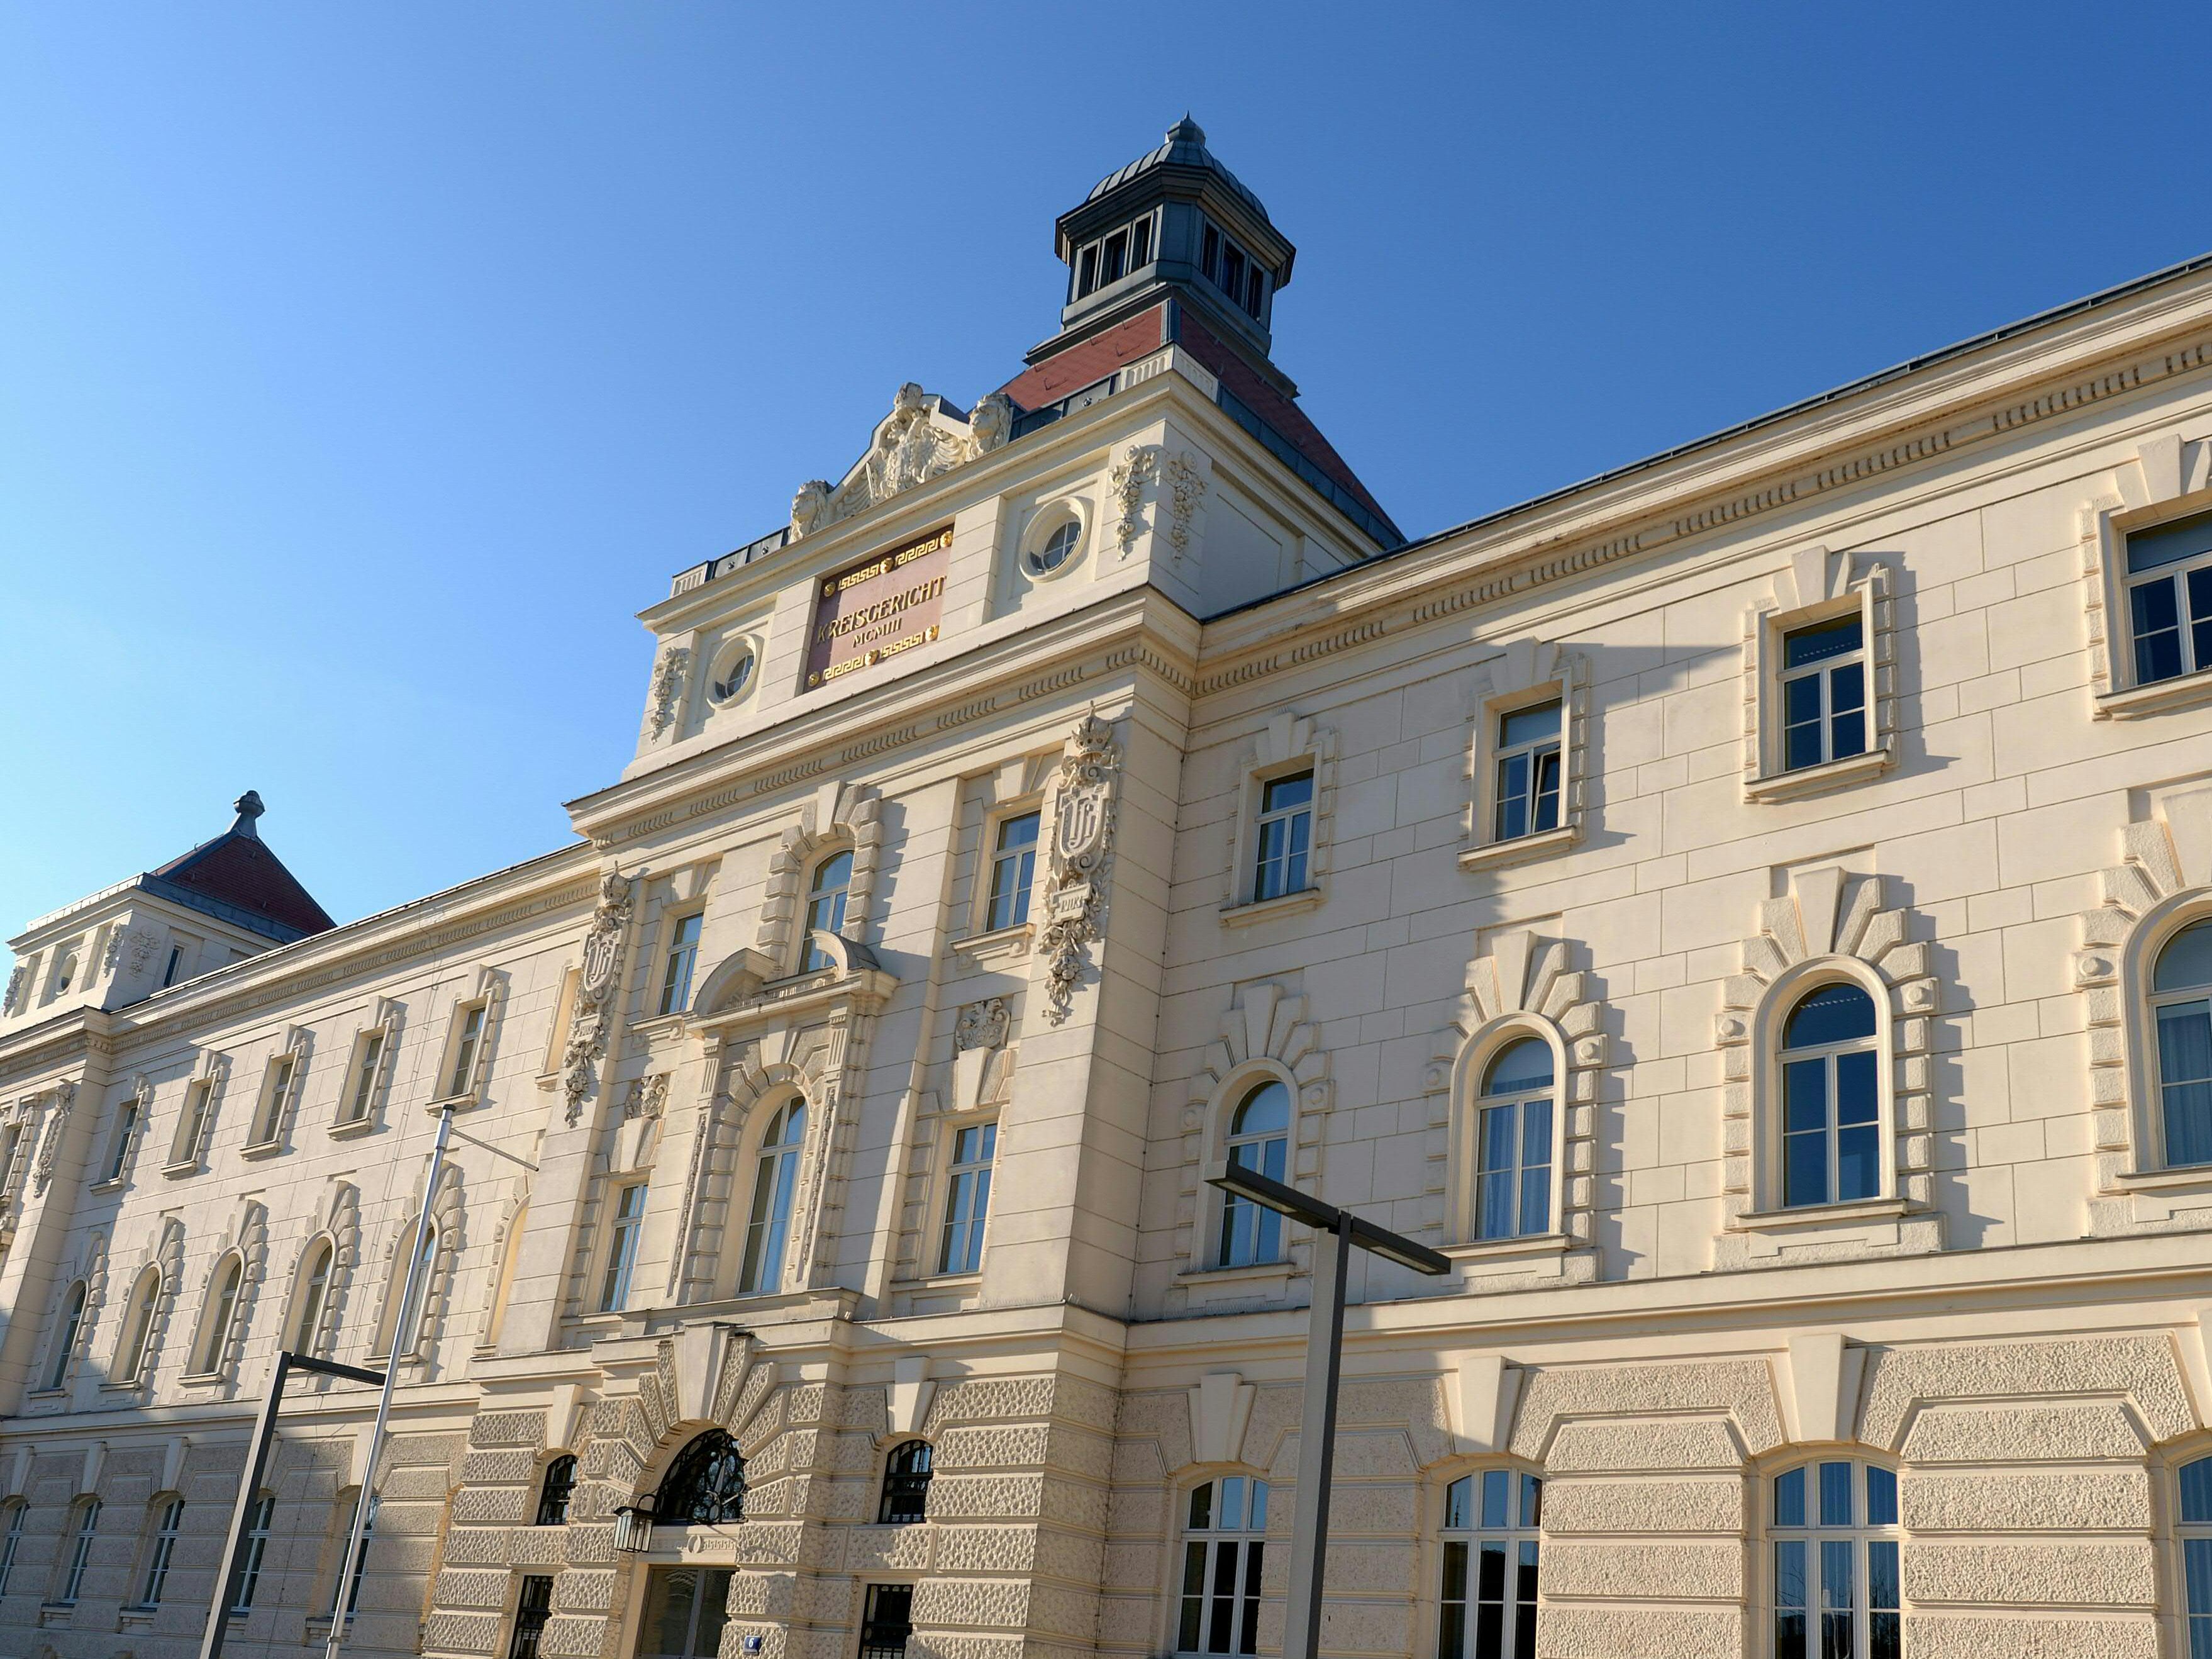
14;252;2212;1659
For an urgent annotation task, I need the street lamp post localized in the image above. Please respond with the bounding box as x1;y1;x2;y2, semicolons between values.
1204;1161;1450;1659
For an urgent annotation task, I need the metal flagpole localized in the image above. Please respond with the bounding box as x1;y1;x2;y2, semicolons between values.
323;1099;455;1659
1203;1160;1449;1659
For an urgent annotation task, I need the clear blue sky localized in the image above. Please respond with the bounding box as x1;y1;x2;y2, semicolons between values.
4;3;2206;941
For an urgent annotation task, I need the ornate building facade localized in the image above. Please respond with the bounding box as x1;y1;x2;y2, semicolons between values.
9;119;2212;1659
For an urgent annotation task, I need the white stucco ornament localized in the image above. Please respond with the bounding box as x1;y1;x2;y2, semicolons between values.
788;383;1014;542
563;872;635;1124
1040;713;1120;1025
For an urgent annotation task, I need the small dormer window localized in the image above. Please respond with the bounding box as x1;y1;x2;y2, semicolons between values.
1077;244;1099;298
1197;216;1267;321
1101;228;1129;286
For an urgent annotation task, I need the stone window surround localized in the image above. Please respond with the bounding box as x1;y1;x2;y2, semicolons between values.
181;1245;248;1384
242;1027;311;1157
916;1108;998;1287
1189;1056;1301;1280
721;1081;814;1302
430;968;504;1109
971;796;1046;944
372;1166;460;1368
700;625;768;723
1220;712;1334;922
753;780;883;976
1014;491;1093;584
2082;430;2212;718
1715;868;1942;1270
1740;545;1897;803
1460;641;1588;871
282;1204;350;1361
101;1219;181;1394
1752;1452;1905;1653
90;1075;154;1193
334;998;403;1136
164;1054;229;1175
31;1244;101;1399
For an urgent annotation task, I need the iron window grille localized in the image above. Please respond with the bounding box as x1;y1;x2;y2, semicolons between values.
878;1441;933;1525
656;1429;747;1525
508;1575;554;1659
858;1583;914;1659
536;1456;578;1527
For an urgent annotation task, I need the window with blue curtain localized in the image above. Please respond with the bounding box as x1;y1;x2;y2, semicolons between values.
2153;919;2212;1167
1779;983;1881;1208
1474;1039;1554;1240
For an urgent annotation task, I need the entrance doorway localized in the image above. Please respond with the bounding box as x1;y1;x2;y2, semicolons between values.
636;1567;733;1659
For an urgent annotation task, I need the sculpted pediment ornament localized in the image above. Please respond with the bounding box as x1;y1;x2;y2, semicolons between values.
789;383;1013;540
688;932;899;1036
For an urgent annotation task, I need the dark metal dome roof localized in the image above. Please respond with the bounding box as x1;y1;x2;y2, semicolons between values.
1086;117;1270;224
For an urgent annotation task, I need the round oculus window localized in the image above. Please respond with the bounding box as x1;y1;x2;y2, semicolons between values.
1026;518;1082;576
710;647;757;704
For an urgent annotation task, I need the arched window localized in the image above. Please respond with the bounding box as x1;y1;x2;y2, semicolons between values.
48;1280;87;1390
55;1498;98;1604
377;1224;436;1359
1438;1468;1540;1659
2152;919;2212;1166
292;1241;333;1354
801;851;853;972
878;1441;933;1524
487;1200;528;1348
1216;1081;1289;1267
138;1496;183;1607
738;1101;805;1295
1779;982;1880;1209
536;1455;577;1526
331;1494;375;1618
196;1255;243;1375
0;1500;26;1597
1175;1476;1268;1656
656;1429;746;1525
228;1492;274;1612
2179;1456;2212;1651
116;1268;161;1383
1475;1039;1553;1241
1771;1458;1898;1659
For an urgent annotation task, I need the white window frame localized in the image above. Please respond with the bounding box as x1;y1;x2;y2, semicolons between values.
166;1058;227;1175
935;1117;997;1278
44;1278;89;1392
1017;499;1091;584
245;1034;308;1154
189;1252;245;1380
335;1007;397;1134
799;851;853;974
597;1180;647;1312
1743;546;1893;801
1172;1474;1271;1659
54;1497;99;1604
1435;1466;1542;1659
95;1084;147;1189
136;1494;184;1609
1462;644;1586;870
433;972;502;1106
2174;1452;2212;1656
1775;982;1886;1211
979;808;1042;936
1764;1458;1901;1659
1212;1074;1292;1270
1221;713;1333;923
1752;964;1898;1221
735;1095;808;1297
1487;698;1564;846
1461;1031;1562;1246
289;1236;336;1356
655;911;704;1020
2084;439;2212;717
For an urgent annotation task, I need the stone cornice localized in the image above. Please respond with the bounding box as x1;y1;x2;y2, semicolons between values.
569;586;1201;847
1196;271;2212;695
0;848;599;1090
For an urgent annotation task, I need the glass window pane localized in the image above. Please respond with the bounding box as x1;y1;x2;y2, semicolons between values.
1520;1475;1542;1529
1868;1538;1898;1611
1483;1039;1553;1095
1481;1469;1509;1529
1443;1477;1472;1531
1837;1124;1880;1202
1784;617;1863;668
2126;510;2212;573
1785;1128;1830;1206
1499;701;1560;747
1835;1051;1879;1125
2134;577;2186;684
1776;1538;1808;1607
1495;752;1529;841
1231;1082;1289;1137
1785;1059;1830;1134
1261;773;1313;813
1864;1465;1897;1528
1785;983;1878;1048
1775;1468;1806;1529
1531;749;1562;833
2184;1460;2212;1526
2157;924;2212;995
2187;1536;2212;1618
1219;1478;1245;1532
1819;1461;1854;1527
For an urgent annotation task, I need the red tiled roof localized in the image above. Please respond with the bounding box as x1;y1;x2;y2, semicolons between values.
151;833;336;937
1171;310;1394;529
998;306;1170;410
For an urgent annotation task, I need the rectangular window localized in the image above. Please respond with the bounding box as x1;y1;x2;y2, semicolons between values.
0;1126;21;1197
1221;243;1246;308
0;1505;22;1596
508;1575;554;1659
1245;265;1265;317
1252;772;1314;902
1129;215;1153;269
446;1003;486;1098
1437;1470;1540;1659
343;1031;385;1123
171;1079;214;1167
331;1497;375;1618
103;1102;138;1184
161;944;184;987
1492;701;1562;842
252;1054;295;1145
1475;1095;1552;1241
1101;228;1128;286
1779;616;1867;771
1076;243;1099;298
1782;1049;1879;1207
938;1122;997;1275
986;812;1040;931
59;1500;98;1603
599;1183;647;1312
1199;223;1221;285
2126;509;2212;686
2158;998;2212;1166
659;913;703;1018
858;1584;914;1659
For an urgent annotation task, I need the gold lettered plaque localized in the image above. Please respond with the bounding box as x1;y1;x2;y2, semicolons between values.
803;525;953;690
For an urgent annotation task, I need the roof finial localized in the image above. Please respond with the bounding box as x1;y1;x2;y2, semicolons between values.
230;790;265;839
1166;113;1206;146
